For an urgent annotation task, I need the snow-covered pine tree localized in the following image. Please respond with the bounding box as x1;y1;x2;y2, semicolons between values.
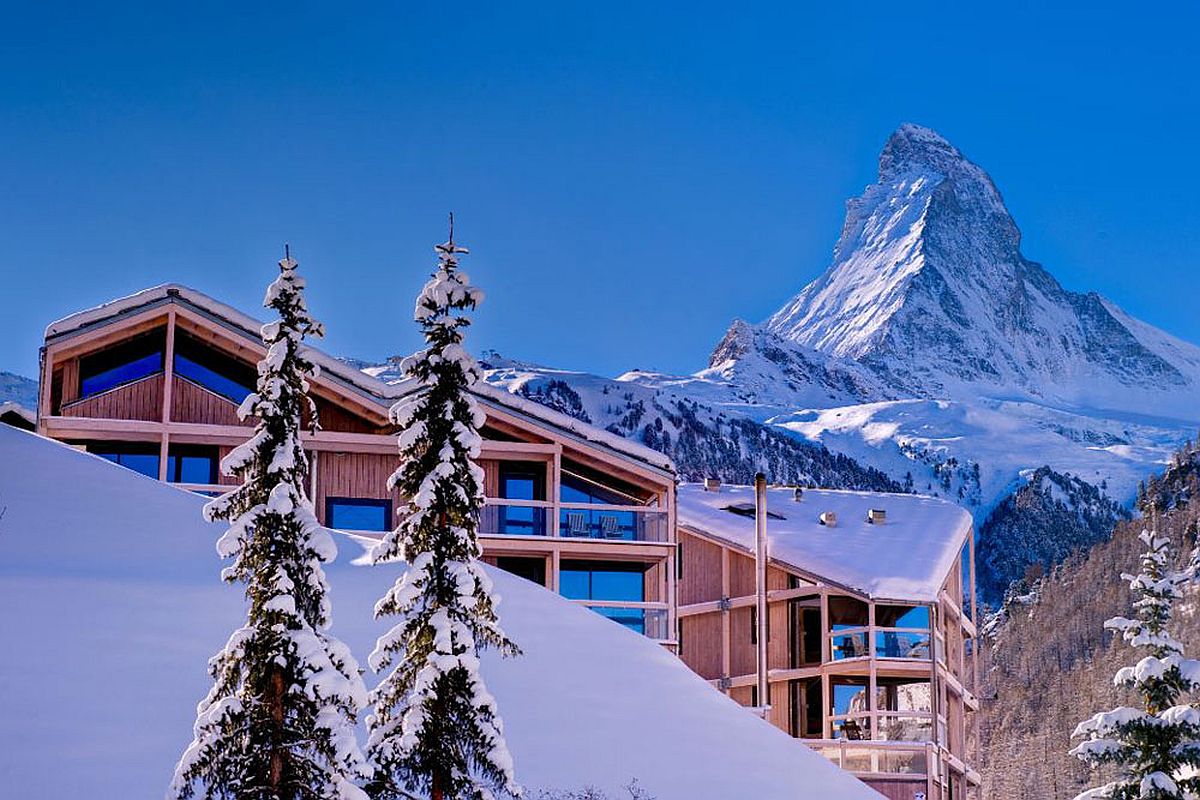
367;222;521;800
1069;524;1200;799
171;250;369;800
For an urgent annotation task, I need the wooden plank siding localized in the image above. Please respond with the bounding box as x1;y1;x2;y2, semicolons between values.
314;451;402;526
171;378;252;427
61;373;164;422
871;779;929;800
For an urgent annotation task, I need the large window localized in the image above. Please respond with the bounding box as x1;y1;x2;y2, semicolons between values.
560;471;637;540
166;445;218;484
560;559;648;632
559;559;646;603
326;497;392;532
79;330;165;398
90;443;160;479
173;333;256;404
495;463;546;536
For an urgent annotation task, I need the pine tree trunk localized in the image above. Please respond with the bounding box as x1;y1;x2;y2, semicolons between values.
268;666;285;791
431;773;443;800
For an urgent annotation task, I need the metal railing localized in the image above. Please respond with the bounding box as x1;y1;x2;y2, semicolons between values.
479;498;668;542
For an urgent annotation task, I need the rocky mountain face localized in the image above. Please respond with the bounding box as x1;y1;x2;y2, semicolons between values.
763;123;1200;410
976;466;1131;603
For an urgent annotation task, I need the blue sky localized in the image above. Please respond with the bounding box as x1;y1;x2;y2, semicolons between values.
2;2;1198;379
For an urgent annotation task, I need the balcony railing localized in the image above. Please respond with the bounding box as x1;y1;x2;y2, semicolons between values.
810;740;932;777
830;626;932;661
875;629;932;660
479;499;551;537
577;602;671;640
479;498;668;542
559;503;669;542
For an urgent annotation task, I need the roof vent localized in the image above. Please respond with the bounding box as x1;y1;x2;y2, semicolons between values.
704;477;721;492
819;511;837;527
793;487;804;502
867;508;887;524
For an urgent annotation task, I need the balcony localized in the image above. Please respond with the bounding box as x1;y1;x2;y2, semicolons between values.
559;504;669;542
479;498;668;542
811;740;932;777
479;499;551;537
830;626;932;661
875;629;932;660
577;602;671;641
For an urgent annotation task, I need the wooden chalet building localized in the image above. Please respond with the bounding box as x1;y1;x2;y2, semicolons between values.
36;285;678;644
675;482;979;800
36;284;980;797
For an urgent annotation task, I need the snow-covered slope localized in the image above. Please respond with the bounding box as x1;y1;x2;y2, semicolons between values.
0;425;878;800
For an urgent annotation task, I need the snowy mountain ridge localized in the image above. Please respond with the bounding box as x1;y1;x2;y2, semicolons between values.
764;123;1200;414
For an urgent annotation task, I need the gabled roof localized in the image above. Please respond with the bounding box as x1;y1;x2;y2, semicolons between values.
44;284;675;474
0;402;35;430
677;483;972;603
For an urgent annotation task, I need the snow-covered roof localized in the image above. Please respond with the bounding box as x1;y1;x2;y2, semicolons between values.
43;283;674;474
677;483;973;603
0;425;875;799
0;401;35;428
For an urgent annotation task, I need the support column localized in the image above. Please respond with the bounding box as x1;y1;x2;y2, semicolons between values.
158;310;177;482
753;473;769;717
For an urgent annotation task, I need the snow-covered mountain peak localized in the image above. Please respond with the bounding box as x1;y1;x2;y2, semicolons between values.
761;124;1200;414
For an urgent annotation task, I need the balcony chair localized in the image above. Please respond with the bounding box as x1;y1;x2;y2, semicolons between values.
600;515;624;539
565;511;588;538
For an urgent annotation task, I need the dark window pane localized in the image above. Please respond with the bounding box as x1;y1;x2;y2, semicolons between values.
497;505;544;535
496;557;546;586
178;456;211;484
876;605;930;628
559;560;647;603
120;453;159;478
81;352;163;397
591;570;644;602
593;606;645;635
78;330;165;399
174;353;253;404
327;498;391;531
558;570;591;600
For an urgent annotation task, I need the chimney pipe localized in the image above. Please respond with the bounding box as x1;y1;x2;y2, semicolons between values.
754;472;769;718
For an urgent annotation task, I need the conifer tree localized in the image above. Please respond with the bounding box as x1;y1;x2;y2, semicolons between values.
367;221;521;800
171;251;369;800
1070;524;1200;799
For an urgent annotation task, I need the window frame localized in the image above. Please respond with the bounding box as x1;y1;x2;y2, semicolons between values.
325;496;393;532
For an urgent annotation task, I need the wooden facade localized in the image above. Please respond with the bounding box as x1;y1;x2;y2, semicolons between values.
37;287;678;648
676;519;980;800
37;284;986;796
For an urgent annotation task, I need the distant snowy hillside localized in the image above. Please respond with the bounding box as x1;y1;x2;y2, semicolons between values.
0;425;878;800
0;370;36;409
347;352;901;492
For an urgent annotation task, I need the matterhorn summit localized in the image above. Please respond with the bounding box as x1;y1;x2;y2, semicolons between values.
762;123;1200;412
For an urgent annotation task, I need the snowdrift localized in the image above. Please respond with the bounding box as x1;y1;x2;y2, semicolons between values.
0;425;878;799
